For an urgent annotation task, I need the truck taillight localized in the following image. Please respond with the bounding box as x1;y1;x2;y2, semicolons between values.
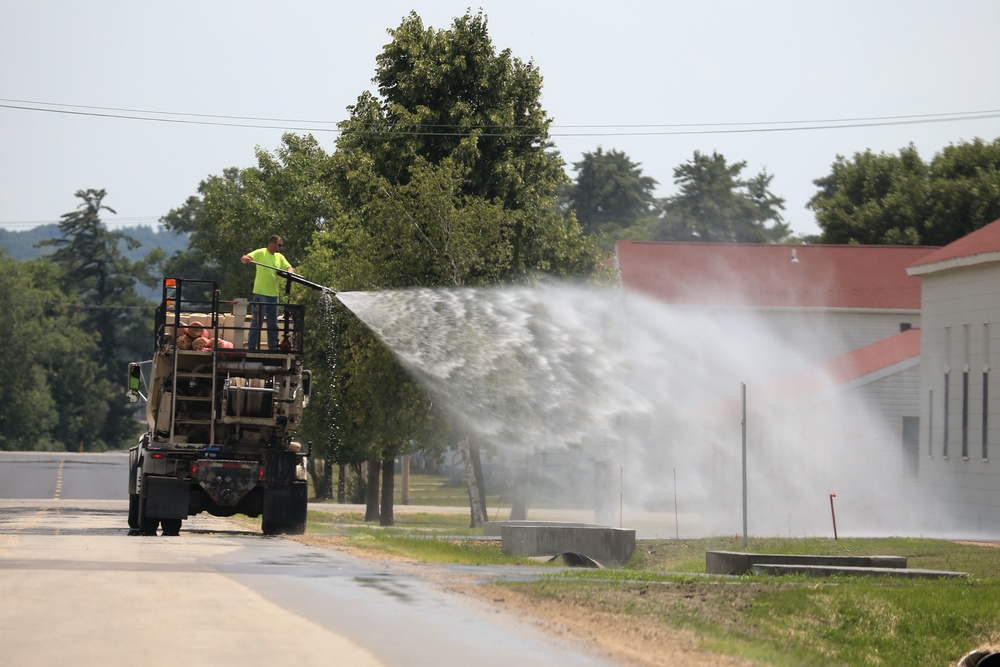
191;462;198;476
151;452;164;459
258;466;265;480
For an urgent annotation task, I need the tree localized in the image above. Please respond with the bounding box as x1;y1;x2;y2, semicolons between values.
161;135;341;301
0;255;115;451
809;138;1000;245
36;189;148;449
321;11;606;524
0;256;58;450
649;151;789;243
564;147;658;242
335;11;597;280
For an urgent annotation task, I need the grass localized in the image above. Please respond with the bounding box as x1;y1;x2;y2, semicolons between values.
301;500;1000;666
628;535;1000;577
531;537;1000;666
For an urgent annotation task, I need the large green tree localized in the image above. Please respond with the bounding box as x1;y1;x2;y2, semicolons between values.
0;256;58;450
809;138;1000;245
0;255;116;451
646;151;788;243
564;147;658;243
162;135;341;301
335;10;597;281
318;11;604;524
36;189;148;449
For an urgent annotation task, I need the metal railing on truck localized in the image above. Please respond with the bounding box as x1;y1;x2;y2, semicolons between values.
152;278;307;447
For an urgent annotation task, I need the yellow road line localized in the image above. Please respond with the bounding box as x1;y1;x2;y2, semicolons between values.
54;459;64;500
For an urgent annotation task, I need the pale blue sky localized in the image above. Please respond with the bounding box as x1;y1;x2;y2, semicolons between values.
1;0;998;236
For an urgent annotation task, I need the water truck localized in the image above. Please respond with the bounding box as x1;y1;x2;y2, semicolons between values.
126;271;334;536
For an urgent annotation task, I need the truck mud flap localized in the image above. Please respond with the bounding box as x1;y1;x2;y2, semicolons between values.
145;477;190;520
263;482;307;523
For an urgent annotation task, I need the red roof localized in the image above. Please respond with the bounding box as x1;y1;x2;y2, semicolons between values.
708;329;921;415
617;241;938;309
772;328;921;395
908;217;1000;270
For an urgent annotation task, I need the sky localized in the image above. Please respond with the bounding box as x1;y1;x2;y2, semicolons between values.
1;1;998;238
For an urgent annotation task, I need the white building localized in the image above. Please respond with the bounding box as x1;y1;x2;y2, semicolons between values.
908;218;1000;533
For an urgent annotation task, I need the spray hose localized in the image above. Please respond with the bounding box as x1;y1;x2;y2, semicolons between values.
246;260;337;295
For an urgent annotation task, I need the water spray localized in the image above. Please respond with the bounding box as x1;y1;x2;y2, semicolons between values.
334;283;959;539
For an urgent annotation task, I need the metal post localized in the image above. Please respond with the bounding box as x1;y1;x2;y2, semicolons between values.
673;467;679;540
829;493;838;540
741;382;748;548
619;465;624;529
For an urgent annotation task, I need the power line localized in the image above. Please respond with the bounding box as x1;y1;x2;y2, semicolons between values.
1;216;165;230
2;98;998;136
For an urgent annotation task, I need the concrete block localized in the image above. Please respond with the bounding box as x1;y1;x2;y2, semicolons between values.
752;564;967;579
501;521;636;567
706;551;908;575
487;520;595;537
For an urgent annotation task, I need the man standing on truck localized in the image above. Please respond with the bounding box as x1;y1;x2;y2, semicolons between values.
241;235;295;350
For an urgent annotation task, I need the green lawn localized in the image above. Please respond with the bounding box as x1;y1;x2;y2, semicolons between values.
302;502;1000;666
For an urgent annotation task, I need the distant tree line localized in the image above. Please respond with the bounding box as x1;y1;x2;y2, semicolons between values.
562;138;1000;251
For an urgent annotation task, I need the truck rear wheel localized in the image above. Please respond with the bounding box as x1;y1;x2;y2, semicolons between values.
128;493;140;532
161;519;182;536
138;482;159;536
140;515;159;536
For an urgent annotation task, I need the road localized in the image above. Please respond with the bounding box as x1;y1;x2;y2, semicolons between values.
0;452;614;667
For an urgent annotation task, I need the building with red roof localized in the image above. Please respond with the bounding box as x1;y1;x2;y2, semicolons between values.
616;241;933;310
616;241;935;374
613;240;979;534
907;218;1000;532
608;232;1000;535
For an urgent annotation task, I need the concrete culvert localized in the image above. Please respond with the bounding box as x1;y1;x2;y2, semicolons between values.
958;649;1000;666
548;552;603;568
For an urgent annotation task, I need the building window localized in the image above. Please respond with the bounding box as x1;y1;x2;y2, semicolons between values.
943;372;950;458
983;323;991;461
944;326;951;458
928;389;934;457
983;370;990;461
962;369;970;458
902;416;919;478
962;324;970;459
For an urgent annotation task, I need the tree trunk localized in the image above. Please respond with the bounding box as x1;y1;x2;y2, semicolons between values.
307;456;320;494
318;456;335;500
350;462;366;504
364;459;380;522
337;463;347;504
469;441;488;522
461;436;485;528
401;454;410;506
379;458;395;527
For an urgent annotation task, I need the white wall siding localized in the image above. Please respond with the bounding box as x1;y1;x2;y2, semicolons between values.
917;262;1000;534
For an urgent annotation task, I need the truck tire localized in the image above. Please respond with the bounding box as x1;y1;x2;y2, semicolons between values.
128;493;140;532
140;514;159;536
138;477;159;536
161;519;182;536
288;495;307;535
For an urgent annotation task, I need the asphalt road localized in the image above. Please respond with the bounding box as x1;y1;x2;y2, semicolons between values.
0;452;614;667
